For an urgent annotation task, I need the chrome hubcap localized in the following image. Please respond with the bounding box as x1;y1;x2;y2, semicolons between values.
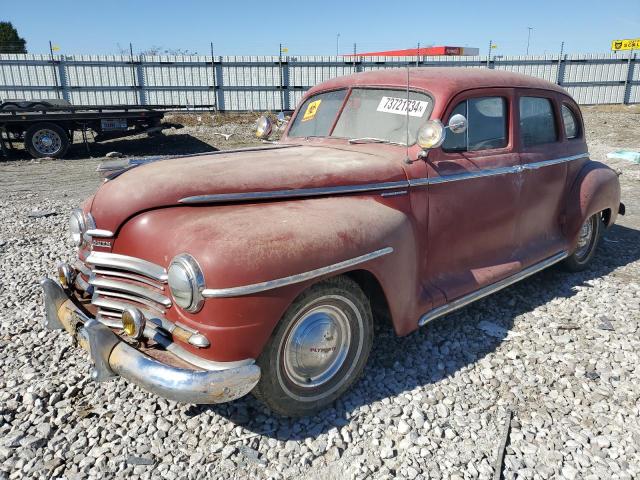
33;129;62;155
283;300;351;388
575;217;594;259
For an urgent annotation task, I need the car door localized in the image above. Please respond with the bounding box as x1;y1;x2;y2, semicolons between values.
515;91;570;265
423;89;523;303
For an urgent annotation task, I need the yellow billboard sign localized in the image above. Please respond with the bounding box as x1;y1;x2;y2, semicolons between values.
611;38;640;51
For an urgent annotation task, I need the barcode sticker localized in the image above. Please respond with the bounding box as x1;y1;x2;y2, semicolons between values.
376;96;429;117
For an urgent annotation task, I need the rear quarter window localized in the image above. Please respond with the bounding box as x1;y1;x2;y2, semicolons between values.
561;104;581;139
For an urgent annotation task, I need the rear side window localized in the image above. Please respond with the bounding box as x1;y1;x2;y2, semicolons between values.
442;97;508;152
562;104;580;139
520;97;557;147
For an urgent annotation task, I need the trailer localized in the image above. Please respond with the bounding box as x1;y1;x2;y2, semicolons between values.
0;102;194;159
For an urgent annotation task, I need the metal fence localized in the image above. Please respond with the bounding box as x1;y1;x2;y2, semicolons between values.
1;52;638;110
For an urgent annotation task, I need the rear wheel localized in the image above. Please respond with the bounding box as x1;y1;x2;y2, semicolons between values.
253;276;373;417
562;213;603;272
25;122;70;158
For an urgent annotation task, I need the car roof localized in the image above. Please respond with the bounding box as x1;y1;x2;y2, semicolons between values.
306;67;568;103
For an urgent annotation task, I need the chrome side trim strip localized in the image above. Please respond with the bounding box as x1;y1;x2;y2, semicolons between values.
410;153;589;188
178;153;587;204
91;277;172;307
86;252;168;283
179;181;410;204
202;247;394;298
86;229;114;238
418;251;568;327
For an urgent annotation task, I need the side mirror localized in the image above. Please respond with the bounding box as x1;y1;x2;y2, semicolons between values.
276;111;287;123
255;115;273;139
448;113;468;134
417;120;446;150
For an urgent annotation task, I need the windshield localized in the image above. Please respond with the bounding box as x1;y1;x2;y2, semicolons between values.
287;88;433;145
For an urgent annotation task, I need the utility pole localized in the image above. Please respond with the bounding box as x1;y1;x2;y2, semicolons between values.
210;42;217;111
526;27;533;55
487;40;492;66
129;42;139;105
278;43;284;113
336;33;340;56
352;43;357;72
416;42;420;67
49;40;61;99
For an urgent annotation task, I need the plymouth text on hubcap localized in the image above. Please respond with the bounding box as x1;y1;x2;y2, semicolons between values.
283;299;351;388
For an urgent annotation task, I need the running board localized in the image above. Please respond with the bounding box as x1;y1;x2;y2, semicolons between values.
418;251;568;327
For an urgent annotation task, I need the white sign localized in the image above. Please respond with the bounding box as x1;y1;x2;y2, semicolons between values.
376;96;429;117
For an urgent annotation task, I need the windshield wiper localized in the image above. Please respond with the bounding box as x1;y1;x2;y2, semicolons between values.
348;137;404;145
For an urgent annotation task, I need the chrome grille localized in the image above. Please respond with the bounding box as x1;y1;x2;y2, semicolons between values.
84;252;171;319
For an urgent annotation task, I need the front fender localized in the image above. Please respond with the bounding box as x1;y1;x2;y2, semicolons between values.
564;160;621;247
113;195;418;362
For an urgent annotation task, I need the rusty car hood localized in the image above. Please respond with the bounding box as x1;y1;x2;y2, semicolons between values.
90;144;407;232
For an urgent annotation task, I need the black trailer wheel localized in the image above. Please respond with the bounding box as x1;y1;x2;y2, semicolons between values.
24;122;70;159
253;276;374;417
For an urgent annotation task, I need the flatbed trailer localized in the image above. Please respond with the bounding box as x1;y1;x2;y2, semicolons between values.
0;103;211;159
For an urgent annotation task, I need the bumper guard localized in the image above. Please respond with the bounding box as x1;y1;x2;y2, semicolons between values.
40;278;261;404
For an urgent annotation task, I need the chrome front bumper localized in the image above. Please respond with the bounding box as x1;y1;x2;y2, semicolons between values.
41;278;261;404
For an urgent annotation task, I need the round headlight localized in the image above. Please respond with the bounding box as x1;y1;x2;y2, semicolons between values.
168;254;205;313
69;209;86;246
255;115;273;139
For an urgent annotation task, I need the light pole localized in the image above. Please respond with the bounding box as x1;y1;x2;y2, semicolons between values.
336;33;340;56
526;27;533;55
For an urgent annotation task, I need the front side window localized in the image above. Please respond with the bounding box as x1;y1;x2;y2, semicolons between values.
442;97;508;152
288;88;433;145
520;96;558;147
561;104;580;139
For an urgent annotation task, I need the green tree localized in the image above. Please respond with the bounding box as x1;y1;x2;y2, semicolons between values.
0;21;27;54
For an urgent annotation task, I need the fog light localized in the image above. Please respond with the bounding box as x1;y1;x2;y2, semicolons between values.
57;262;75;289
121;308;145;339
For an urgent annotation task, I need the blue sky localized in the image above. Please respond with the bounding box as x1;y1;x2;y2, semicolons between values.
2;0;639;56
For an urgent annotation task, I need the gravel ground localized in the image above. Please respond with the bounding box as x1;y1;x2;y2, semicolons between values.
0;108;639;479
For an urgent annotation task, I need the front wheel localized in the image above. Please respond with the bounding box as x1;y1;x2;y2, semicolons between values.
253;276;373;417
562;213;603;272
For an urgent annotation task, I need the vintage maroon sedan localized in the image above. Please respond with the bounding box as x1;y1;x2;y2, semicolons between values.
42;68;623;416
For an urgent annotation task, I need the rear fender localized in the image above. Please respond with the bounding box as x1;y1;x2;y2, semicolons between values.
564;161;621;248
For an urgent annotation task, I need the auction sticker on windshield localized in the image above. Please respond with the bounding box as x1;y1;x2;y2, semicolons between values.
302;99;322;121
377;97;429;117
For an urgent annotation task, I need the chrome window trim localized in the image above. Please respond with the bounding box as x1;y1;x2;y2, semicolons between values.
86;252;168;283
418;251;568;327
202;247;393;298
179;153;588;204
